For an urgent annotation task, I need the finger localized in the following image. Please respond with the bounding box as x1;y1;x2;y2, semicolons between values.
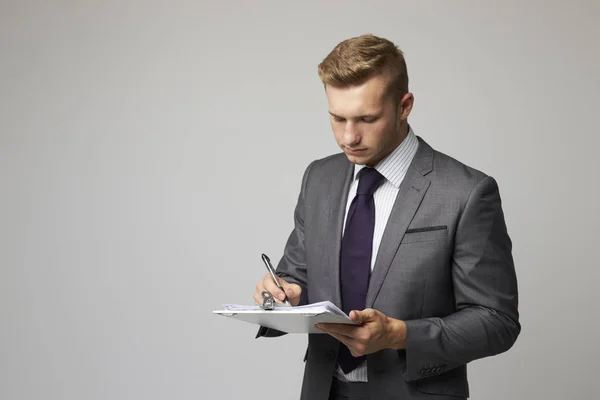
349;310;362;323
262;274;287;303
282;283;302;304
254;281;266;304
254;290;267;305
350;308;377;323
321;331;362;355
326;331;351;345
316;323;359;338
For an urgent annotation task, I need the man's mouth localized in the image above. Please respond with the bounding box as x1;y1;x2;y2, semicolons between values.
345;148;367;155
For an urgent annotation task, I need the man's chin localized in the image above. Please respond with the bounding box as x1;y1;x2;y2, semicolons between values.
344;153;371;165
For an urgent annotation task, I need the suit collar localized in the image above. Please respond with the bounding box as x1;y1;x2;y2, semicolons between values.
411;135;434;177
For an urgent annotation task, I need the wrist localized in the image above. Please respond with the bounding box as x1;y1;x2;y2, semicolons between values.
386;317;407;350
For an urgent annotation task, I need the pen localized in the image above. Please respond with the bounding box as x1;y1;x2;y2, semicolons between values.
261;253;291;306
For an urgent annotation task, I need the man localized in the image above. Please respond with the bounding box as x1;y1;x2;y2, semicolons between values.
254;34;520;400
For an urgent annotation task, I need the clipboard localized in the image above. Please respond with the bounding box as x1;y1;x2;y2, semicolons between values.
213;295;358;334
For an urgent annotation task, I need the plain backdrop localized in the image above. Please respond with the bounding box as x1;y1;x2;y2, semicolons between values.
1;1;599;399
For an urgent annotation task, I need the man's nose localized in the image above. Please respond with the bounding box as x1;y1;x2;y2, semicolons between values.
343;122;361;146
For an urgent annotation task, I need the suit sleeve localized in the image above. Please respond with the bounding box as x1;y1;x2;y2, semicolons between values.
255;161;314;338
403;176;521;381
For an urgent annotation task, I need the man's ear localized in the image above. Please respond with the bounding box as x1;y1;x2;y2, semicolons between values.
399;92;414;120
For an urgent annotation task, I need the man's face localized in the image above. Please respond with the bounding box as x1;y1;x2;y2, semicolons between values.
325;75;413;167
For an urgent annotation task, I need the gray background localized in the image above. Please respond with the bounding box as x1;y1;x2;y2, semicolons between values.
1;1;599;399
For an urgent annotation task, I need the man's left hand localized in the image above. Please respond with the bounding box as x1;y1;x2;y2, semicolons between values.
316;309;407;357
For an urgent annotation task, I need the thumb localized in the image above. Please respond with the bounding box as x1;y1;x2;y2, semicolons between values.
281;281;302;303
349;309;376;323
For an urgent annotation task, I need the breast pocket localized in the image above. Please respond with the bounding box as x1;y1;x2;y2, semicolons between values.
401;225;448;244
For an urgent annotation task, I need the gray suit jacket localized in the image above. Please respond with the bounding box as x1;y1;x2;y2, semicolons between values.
257;136;520;399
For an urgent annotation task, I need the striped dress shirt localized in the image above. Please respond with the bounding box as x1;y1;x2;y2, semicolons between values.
335;127;420;382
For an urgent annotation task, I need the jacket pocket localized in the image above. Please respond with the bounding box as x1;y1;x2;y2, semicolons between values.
402;226;448;244
405;225;447;234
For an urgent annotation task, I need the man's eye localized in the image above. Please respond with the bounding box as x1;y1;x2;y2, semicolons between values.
361;117;377;123
333;117;345;122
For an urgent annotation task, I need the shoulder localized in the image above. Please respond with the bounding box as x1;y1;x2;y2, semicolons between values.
310;152;348;170
424;139;496;193
418;140;505;220
300;152;349;181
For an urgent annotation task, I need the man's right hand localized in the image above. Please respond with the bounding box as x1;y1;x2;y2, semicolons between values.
254;273;302;306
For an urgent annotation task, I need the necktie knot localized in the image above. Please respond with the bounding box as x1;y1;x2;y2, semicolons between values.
356;168;385;196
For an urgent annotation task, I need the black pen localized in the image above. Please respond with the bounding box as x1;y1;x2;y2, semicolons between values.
261;253;291;306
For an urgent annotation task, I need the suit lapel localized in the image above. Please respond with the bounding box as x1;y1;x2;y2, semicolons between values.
365;137;434;308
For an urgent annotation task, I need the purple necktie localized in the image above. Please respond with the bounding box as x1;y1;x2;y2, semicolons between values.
338;167;385;374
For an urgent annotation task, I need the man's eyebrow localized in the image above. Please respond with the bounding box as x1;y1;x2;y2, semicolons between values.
328;111;380;119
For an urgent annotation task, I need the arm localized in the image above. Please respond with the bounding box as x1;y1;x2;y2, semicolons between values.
318;176;520;376
271;161;316;306
403;175;521;380
255;161;315;338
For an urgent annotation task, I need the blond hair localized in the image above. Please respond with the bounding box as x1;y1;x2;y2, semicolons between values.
317;34;408;100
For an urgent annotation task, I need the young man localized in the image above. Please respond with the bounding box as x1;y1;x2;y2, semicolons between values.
254;34;520;400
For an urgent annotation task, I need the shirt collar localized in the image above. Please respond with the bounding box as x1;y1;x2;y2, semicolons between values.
352;126;420;189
